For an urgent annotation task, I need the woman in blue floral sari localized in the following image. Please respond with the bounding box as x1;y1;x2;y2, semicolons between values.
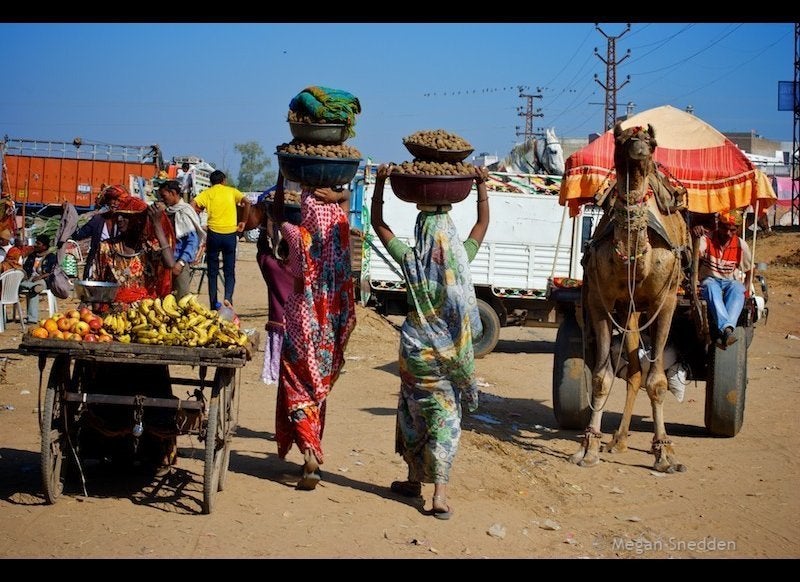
370;163;490;519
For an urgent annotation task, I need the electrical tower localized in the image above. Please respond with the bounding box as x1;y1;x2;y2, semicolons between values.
594;23;631;131
515;86;543;143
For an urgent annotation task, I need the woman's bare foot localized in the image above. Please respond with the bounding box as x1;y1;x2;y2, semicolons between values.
303;449;319;474
297;449;321;491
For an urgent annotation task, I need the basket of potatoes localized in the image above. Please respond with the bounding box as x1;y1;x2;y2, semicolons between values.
390;129;477;205
389;160;476;206
403;129;473;163
276;141;362;187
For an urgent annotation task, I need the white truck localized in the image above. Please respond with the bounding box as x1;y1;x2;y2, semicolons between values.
355;170;603;357
171;155;213;201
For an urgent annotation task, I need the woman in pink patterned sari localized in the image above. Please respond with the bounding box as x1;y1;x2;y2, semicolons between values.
273;174;356;490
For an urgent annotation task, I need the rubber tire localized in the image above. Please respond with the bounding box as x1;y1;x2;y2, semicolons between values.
202;393;224;515
216;369;237;492
40;358;71;504
473;298;501;359
552;312;592;430
705;326;747;437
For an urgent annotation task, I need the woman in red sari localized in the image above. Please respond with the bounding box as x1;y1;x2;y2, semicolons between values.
273;174;356;490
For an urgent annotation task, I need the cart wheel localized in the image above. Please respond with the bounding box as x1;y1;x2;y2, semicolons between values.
40;356;72;504
552;311;592;430
705;326;747;437
217;369;238;492
202;368;236;514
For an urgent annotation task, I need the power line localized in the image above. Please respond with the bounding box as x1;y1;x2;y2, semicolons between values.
422;86;521;97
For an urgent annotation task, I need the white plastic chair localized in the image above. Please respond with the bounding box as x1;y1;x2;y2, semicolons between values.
40;289;59;317
0;269;26;333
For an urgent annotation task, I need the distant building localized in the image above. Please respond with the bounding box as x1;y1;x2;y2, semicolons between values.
561;137;591;160
723;131;791;178
471;152;499;167
724;131;782;158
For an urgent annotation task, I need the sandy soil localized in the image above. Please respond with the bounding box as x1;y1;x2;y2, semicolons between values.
1;229;799;559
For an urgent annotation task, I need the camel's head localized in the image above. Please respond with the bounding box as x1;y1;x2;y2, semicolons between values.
613;123;657;205
614;123;657;163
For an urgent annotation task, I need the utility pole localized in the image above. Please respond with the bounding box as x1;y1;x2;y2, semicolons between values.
594;23;631;132
515;85;543;143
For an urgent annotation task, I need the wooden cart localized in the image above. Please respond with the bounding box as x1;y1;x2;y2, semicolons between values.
19;337;249;514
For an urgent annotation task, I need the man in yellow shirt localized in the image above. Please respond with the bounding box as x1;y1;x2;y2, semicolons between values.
191;170;251;309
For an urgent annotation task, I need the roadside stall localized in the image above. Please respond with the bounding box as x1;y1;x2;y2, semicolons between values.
20;290;252;515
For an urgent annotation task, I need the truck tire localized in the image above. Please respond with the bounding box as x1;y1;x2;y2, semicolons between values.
705;325;747;437
552;312;592;430
473;298;501;359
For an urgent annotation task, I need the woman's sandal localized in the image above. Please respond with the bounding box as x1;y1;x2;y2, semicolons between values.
390;480;422;497
431;495;452;520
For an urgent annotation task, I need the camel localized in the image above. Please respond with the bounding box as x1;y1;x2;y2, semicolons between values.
569;122;690;473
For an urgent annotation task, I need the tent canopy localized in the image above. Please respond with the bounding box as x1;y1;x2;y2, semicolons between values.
559;105;777;217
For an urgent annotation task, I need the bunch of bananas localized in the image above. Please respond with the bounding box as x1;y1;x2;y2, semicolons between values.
102;293;250;348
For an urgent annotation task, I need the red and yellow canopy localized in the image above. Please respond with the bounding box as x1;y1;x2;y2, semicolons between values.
559;105;777;217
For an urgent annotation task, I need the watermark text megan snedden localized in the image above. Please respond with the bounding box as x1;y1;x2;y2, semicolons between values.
612;537;736;555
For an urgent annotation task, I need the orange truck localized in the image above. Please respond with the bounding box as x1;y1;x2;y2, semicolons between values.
1;136;164;216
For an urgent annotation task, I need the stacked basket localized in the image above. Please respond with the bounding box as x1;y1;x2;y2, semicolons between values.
276;112;362;188
390;129;476;206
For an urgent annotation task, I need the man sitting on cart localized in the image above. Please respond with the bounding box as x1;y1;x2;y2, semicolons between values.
696;210;752;349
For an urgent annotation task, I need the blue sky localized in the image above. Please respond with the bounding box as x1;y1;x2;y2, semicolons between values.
0;22;794;177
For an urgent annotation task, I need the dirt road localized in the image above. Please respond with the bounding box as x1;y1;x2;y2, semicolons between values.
1;232;798;559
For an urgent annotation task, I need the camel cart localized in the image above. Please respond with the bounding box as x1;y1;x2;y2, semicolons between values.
20;337;248;514
548;279;767;438
549;106;776;442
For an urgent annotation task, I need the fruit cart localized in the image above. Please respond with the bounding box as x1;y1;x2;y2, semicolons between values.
19;337;248;514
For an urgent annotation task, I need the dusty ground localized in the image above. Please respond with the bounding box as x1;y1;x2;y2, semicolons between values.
1;229;799;559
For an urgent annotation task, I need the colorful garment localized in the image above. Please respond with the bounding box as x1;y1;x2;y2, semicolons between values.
0;195;17;238
257;229;293;385
388;211;482;484
698;233;752;282
276;190;356;463
95;201;176;304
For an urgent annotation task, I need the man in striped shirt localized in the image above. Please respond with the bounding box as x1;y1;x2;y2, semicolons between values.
697;211;753;348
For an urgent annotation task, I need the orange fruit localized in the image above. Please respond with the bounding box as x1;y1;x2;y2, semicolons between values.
30;326;49;339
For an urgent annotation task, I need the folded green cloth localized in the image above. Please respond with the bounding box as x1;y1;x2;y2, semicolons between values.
289;86;361;137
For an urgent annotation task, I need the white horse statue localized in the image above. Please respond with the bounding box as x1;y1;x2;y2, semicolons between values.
500;127;565;176
537;128;565;176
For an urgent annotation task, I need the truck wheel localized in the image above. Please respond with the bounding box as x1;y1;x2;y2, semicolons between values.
705;326;747;437
552;312;591;429
473;298;501;359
